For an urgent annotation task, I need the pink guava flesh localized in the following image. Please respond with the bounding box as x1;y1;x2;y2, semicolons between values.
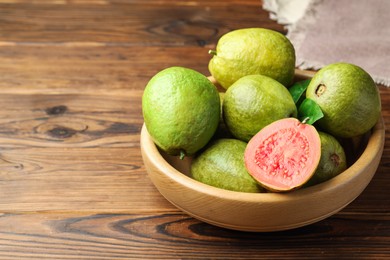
244;118;321;192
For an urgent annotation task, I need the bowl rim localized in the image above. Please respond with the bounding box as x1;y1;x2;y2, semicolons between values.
140;114;385;201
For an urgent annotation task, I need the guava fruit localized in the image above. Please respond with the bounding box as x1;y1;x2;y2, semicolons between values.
305;131;347;187
223;74;297;142
142;66;220;158
208;28;296;89
306;63;381;138
244;118;321;192
191;138;262;193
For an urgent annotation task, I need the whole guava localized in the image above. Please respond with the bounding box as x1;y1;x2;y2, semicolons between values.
223;74;297;142
305;131;347;187
208;28;296;89
306;63;381;138
142;66;220;158
191;138;263;193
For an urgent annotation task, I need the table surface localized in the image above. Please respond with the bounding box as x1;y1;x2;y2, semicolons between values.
0;0;388;259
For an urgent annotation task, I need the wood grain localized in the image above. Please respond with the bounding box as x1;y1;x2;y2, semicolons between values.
0;0;284;45
0;45;218;94
0;212;387;259
0;0;388;258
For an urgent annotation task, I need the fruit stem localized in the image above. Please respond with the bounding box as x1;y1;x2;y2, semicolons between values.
301;117;310;124
179;150;186;160
208;50;217;56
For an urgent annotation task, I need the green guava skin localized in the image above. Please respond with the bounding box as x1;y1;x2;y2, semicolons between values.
142;67;220;157
306;63;381;138
191;138;263;193
208;28;296;89
305;131;347;187
223;75;297;142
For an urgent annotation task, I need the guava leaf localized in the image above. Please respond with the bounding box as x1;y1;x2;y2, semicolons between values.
289;79;311;105
298;98;324;125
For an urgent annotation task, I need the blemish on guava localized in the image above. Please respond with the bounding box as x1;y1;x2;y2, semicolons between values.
315;84;326;97
330;153;340;167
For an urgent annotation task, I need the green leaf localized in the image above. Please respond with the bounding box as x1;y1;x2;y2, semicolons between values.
298;98;324;125
289;79;311;105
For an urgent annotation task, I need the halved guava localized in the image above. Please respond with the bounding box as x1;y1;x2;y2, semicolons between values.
244;118;321;192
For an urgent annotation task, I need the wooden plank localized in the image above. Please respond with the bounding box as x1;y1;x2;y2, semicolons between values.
0;90;161;211
0;91;169;212
0;146;177;213
0;1;284;45
0;212;387;259
0;92;141;147
0;46;214;92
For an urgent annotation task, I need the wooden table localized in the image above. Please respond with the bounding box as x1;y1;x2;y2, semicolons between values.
0;1;388;259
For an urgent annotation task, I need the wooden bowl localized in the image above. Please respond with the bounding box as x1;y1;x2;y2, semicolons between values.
140;71;385;232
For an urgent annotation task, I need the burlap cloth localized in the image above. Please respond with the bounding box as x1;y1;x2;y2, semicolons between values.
263;0;390;86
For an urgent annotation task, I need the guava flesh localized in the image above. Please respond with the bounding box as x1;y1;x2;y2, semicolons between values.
245;118;321;192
